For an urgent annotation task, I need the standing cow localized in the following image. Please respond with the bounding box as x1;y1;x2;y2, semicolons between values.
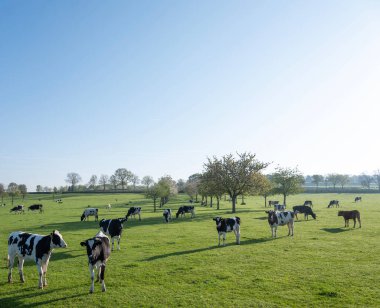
10;205;24;214
80;231;111;293
213;217;241;246
328;200;340;208
176;206;195;218
81;208;99;221
266;210;295;238
163;209;172;223
28;204;43;213
126;207;141;221
99;218;127;251
7;230;67;288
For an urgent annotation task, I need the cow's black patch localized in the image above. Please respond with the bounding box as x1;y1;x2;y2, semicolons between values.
17;233;32;257
283;212;288;217
52;232;62;246
35;235;51;261
8;236;14;246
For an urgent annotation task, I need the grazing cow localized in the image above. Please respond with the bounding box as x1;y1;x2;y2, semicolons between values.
303;200;313;208
293;205;317;220
7;230;67;288
213;217;241;246
338;210;361;228
126;207;141;221
55;199;63;204
28;204;43;213
265;210;295;238
163;209;172;223
354;197;362;203
80;231;111;293
10;205;24;214
99;218;127;251
268;200;279;208
81;208;99;221
176;206;195;218
328;200;340;208
274;204;286;211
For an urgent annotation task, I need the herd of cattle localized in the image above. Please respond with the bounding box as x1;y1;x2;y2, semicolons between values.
5;197;362;293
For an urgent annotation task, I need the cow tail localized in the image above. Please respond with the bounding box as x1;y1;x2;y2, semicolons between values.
7;254;10;268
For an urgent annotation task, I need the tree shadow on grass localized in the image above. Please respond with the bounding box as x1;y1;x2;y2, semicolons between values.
321;227;350;233
141;237;271;262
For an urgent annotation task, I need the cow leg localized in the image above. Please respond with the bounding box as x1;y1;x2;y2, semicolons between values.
100;265;106;292
8;254;15;283
111;238;115;251
235;226;240;244
37;264;43;289
89;264;95;293
138;213;141;221
222;233;226;246
353;218;356;228
18;256;25;283
218;233;221;246
42;261;49;287
117;236;121;250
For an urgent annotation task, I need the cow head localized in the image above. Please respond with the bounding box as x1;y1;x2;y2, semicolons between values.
265;210;278;225
81;213;86;221
51;230;67;248
176;207;183;219
337;211;343;216
311;212;317;219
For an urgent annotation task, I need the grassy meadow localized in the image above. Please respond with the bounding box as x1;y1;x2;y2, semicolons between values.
0;192;379;307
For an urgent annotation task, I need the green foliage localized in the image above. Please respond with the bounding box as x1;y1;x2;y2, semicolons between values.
0;193;379;307
271;166;304;204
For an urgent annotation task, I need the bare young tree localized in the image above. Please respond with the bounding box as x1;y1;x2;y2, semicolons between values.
87;175;98;190
0;183;6;204
336;174;350;190
130;174;140;190
311;175;324;191
360;174;372;189
18;184;27;200
141;176;154;190
65;172;82;192
327;174;340;191
373;170;380;191
98;174;109;191
109;175;118;190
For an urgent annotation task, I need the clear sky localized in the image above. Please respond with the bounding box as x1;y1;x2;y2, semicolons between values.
1;1;379;191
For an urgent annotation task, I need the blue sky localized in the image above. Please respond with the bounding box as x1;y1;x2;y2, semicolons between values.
1;1;379;191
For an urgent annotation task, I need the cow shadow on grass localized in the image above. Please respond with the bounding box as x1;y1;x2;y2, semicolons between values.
0;285;86;307
142;237;271;262
321;228;350;233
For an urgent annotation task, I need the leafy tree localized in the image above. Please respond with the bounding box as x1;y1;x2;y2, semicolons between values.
145;183;161;212
157;175;178;207
7;182;19;205
18;184;27;200
114;168;133;191
311;175;324;191
130;174;140;190
0;183;6;204
253;173;273;207
199;171;225;209
359;174;372;189
36;185;43;192
336;174;350;190
204;152;269;213
373;170;380;191
87;175;98;190
185;173;202;202
109;175;118;190
65;172;82;191
141;176;154;190
271;166;304;205
176;179;186;193
327;174;340;191
98;174;109;191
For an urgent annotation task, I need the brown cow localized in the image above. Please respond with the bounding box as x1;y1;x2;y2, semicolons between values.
338;210;361;228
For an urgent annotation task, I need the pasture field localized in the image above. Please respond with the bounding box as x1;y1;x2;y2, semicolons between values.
0;193;379;307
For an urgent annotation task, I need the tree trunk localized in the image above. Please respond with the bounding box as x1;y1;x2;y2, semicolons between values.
195;194;198;202
264;194;267;207
241;195;245;204
210;196;213;208
216;196;220;210
153;198;157;212
232;195;236;213
283;194;286;206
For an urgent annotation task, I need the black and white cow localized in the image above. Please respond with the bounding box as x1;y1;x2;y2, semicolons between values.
265;210;295;238
163;209;172;223
126;207;141;221
7;230;67;288
268;200;279;208
80;231;111;293
328;200;340;208
354;196;362;202
81;208;99;221
99;218;127;251
213;217;241;246
303;200;313;208
55;199;63;204
28;204;43;213
10;205;24;214
293;205;317;220
274;204;286;211
176;206;195;218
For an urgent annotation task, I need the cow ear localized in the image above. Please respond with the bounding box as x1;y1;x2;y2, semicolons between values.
80;241;86;247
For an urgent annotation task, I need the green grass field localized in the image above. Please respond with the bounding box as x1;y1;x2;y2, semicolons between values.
0;193;379;307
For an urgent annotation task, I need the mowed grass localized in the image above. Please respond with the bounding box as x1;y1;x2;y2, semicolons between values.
0;193;379;307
